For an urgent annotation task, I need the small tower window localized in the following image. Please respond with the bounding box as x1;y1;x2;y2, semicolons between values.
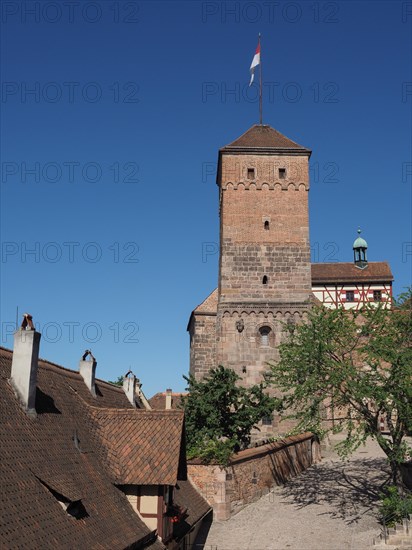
262;415;272;426
264;220;269;230
259;326;271;346
279;168;286;179
247;168;255;180
262;275;268;285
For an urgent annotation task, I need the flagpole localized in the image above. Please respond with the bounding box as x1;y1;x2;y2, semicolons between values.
259;33;262;125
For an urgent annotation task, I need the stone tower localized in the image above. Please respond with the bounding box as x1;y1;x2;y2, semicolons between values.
188;124;312;394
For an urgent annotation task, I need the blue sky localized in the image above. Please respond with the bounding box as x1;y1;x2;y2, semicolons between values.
1;0;411;396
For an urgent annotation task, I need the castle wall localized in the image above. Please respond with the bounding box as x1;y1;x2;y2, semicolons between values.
188;312;217;380
188;432;320;521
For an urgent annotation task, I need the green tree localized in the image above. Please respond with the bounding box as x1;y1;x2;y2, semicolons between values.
268;291;412;488
108;375;124;386
181;366;275;464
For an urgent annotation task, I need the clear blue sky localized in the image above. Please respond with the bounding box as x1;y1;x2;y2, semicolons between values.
1;0;411;397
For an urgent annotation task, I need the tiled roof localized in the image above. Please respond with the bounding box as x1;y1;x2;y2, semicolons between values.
87;408;186;485
311;262;393;284
148;392;187;410
189;261;393;318
0;346;165;549
187;288;218;331
173;479;212;541
193;288;218;314
221;124;311;154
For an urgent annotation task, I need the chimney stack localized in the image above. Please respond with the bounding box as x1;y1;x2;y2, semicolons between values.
165;388;172;410
123;371;137;407
135;380;152;410
10;313;41;416
79;350;97;397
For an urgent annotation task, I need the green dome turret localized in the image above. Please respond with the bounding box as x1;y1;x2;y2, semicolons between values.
353;228;368;250
353;228;368;268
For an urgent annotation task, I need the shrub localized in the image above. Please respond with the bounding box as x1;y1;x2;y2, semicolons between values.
379;485;412;527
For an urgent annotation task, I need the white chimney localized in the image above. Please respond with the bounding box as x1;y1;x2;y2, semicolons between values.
79;350;97;397
165;388;172;410
123;372;137;407
10;313;41;416
135;380;152;410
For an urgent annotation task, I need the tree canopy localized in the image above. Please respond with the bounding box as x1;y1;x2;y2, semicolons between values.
108;375;124;386
181;366;275;464
268;291;412;487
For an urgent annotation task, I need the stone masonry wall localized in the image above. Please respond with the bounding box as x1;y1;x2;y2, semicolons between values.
219;192;311;305
215;306;309;439
216;150;312;439
188;433;320;521
188;312;217;380
219;240;311;304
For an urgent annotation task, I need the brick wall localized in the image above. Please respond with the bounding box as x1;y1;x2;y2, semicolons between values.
219;153;311;305
188;432;320;520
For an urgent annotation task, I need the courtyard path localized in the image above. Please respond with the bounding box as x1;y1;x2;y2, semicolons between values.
202;438;392;550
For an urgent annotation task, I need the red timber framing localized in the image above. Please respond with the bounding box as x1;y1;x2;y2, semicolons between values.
313;283;393;309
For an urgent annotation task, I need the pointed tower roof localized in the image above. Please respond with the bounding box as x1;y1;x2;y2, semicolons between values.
220;124;311;155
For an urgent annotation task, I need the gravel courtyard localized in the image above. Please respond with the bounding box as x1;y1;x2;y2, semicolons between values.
202;438;391;550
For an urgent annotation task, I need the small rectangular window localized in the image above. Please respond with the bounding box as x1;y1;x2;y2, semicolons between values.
346;291;355;302
247;168;255;180
373;290;382;302
279;168;286;179
262;416;272;426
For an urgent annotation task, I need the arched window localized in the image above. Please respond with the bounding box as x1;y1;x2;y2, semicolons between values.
262;275;268;285
264;220;269;230
259;326;271;346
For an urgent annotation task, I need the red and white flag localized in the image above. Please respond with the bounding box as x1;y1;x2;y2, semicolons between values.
249;40;261;86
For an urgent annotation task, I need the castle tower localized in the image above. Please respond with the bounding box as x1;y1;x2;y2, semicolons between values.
188;124;313;393
215;124;312;387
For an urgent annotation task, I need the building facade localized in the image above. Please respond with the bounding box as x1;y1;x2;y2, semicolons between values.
188;124;393;435
189;125;312;391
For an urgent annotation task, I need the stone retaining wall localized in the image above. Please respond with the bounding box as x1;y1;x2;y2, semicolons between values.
188;432;320;520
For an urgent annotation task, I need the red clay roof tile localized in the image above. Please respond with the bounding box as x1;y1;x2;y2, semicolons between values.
0;347;165;549
87;407;186;485
221;124;311;153
311;262;393;283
